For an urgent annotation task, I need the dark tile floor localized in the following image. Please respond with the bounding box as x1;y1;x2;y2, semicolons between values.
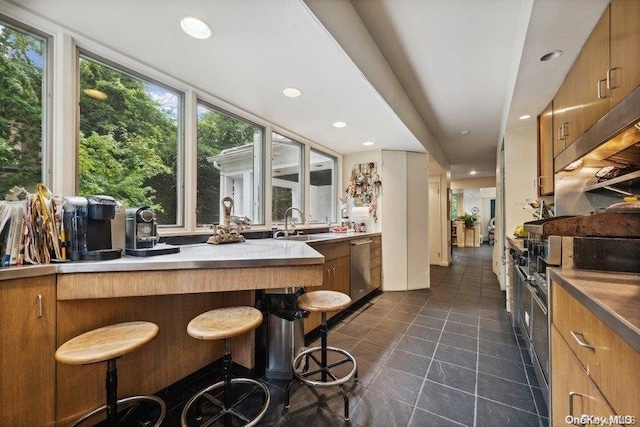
158;245;548;426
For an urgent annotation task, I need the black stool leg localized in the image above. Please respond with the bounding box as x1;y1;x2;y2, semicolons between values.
223;338;233;427
106;359;118;427
321;312;328;382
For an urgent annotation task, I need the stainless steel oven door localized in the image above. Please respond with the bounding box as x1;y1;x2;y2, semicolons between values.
529;281;549;406
517;266;532;344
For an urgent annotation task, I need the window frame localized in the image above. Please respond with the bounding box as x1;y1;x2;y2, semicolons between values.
1;10;342;235
76;49;186;228
271;131;305;224
309;147;338;224
195;98;266;227
0;15;52;191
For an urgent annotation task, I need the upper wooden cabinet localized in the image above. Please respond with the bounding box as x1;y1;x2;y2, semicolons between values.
610;0;640;107
538;101;554;195
551;0;639;159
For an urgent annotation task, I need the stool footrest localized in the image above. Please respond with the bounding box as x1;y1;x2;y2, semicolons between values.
292;346;357;387
69;395;166;427
181;378;270;427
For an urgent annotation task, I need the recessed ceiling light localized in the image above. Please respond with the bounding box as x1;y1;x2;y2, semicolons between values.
333;121;348;128
469;170;478;175
540;50;562;62
461;130;471;136
282;87;302;98
180;17;212;40
519;114;531;120
363;141;375;146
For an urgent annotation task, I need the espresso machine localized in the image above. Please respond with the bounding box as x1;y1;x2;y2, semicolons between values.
125;207;179;256
63;195;124;261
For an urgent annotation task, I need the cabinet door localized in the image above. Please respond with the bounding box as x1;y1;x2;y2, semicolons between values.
551;327;617;426
553;60;582;149
610;0;640;107
575;6;611;137
538;101;554;195
303;262;333;332
0;275;56;425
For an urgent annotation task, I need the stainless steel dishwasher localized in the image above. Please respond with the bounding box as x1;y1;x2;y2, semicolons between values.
350;239;372;303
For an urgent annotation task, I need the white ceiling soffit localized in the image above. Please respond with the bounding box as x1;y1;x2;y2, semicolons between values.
7;0;424;155
307;0;609;180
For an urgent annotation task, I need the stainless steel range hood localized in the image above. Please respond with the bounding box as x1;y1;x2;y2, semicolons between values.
555;86;640;173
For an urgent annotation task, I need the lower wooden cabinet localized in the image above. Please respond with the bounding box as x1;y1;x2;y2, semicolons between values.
0;275;56;426
551;280;639;424
304;241;350;332
551;326;618;426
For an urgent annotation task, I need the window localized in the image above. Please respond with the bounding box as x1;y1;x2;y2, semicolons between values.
78;55;181;225
198;102;264;226
272;132;303;223
309;149;337;224
0;21;46;196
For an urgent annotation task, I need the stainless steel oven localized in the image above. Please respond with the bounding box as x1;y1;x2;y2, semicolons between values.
517;265;532;343
528;277;549;407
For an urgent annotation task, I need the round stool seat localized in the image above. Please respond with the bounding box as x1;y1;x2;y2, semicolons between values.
55;321;159;365
187;306;263;341
297;290;351;313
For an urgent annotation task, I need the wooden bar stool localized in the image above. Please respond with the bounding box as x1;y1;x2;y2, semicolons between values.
55;321;165;427
284;290;357;421
181;306;270;427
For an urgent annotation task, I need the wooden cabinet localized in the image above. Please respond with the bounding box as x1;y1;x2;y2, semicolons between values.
0;275;56;426
610;0;640;108
550;0;639;161
538;101;554;195
551;280;640;420
370;235;382;290
304;240;350;332
551;327;618;426
451;221;465;248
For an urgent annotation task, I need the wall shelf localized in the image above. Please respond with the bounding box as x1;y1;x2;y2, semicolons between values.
584;170;640;197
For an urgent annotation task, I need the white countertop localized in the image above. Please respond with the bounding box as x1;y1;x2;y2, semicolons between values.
1;239;324;280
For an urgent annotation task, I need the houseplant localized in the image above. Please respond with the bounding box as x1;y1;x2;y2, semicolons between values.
463;212;479;228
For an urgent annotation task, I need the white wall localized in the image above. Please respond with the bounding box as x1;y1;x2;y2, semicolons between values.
504;126;538;238
380;151;430;291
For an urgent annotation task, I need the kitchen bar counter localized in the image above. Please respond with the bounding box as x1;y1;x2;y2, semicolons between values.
0;239;324;280
549;267;640;352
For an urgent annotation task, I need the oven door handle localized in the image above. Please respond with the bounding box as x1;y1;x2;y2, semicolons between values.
526;282;548;316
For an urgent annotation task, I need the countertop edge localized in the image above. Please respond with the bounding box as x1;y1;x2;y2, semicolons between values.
549;268;640;353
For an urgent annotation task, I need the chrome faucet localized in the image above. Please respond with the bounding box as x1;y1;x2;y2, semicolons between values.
284;207;304;237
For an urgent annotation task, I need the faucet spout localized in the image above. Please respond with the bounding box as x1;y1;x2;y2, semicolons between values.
284;207;304;236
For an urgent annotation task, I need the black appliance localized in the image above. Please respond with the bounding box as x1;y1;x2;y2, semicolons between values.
125;207;179;256
63;195;123;261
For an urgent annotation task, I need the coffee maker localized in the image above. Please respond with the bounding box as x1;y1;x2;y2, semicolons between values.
63;195;123;261
125;207;179;256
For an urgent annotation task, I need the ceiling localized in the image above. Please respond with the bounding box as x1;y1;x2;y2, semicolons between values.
6;0;609;180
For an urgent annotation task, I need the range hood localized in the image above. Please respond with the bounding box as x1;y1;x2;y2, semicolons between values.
555;86;640;174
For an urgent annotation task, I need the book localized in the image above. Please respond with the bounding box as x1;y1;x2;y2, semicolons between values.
9;206;25;265
1;214;13;267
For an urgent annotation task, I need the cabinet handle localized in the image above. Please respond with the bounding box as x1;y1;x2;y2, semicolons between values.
557;126;563;141
37;294;43;318
570;330;595;351
538;176;544;187
597;78;607;99
606;68;618;90
568;391;584;423
562;122;569;138
332;267;336;278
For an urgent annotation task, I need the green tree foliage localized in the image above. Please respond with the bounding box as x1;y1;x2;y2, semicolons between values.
0;25;43;196
79;58;178;221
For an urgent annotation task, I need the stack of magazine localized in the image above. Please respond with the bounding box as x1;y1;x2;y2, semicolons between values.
0;184;64;267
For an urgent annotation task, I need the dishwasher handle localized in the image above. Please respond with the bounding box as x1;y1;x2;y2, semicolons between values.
351;240;373;246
